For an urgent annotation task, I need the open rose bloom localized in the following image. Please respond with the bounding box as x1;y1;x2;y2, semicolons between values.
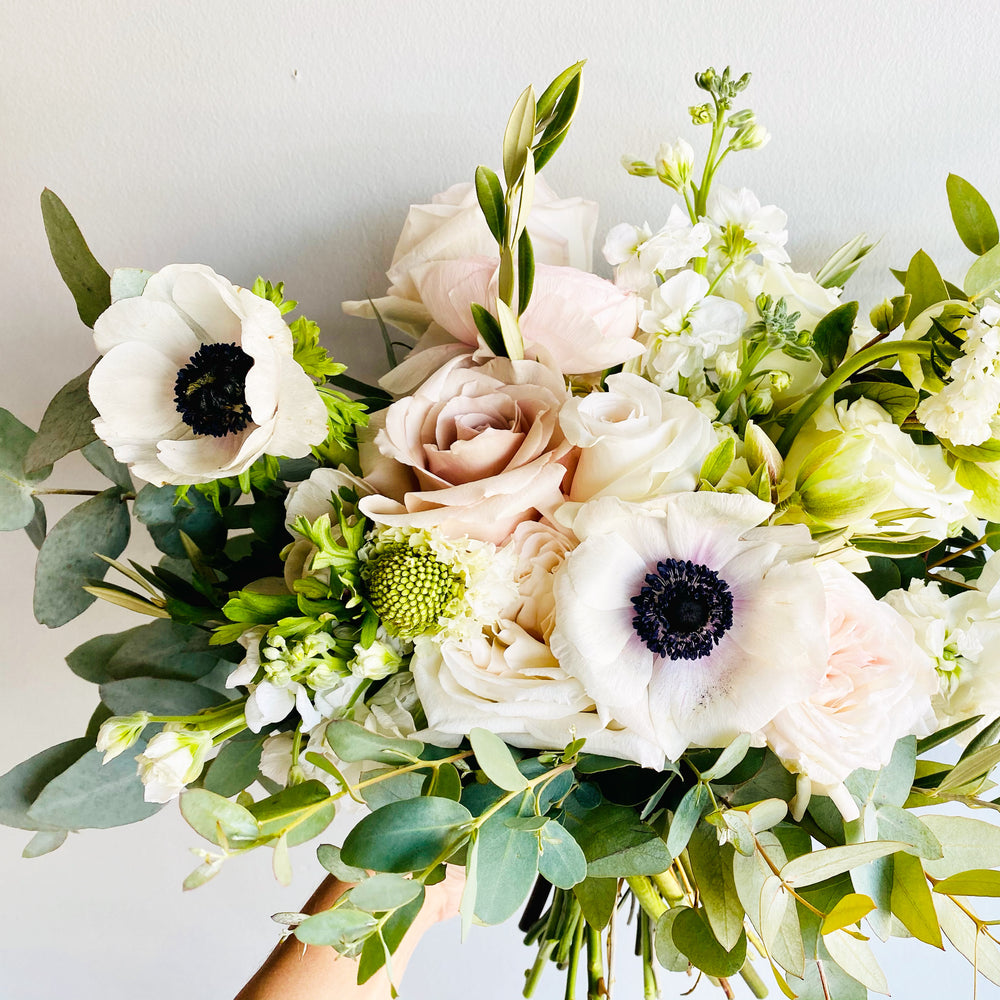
10;65;1000;1000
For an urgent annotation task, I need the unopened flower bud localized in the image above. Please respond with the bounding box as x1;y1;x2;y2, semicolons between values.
715;350;741;391
768;370;791;391
96;711;151;763
726;109;756;128
744;421;784;485
350;638;404;680
689;103;715;126
795;436;892;526
870;299;894;335
654;138;695;190
621;156;656;178
746;388;774;418
731;122;770;151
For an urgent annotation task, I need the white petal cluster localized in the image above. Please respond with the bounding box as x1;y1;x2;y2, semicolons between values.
707;187;790;264
918;301;1000;447
136;728;214;803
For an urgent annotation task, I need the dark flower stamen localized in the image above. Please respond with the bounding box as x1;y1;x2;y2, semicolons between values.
631;558;734;660
173;342;254;437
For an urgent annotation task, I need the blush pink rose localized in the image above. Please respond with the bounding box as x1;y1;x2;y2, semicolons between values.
410;255;643;376
359;353;574;545
763;561;937;820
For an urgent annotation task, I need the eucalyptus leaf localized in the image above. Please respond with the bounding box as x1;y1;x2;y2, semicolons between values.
325;719;423;765
179;788;260;846
82;439;131;491
317;844;369;883
671;906;746;978
469;727;528;791
687;822;743;950
40;188;111;328
203;732;265;797
947;173;999;255
134;483;225;559
272;833;293;885
822;928;889;994
294;906;377;949
27;744;161;829
23;366;99;474
357;892;424;983
360;767;426;811
654;907;691;972
875;803;942;860
473;793;539;924
33;487;130;626
700;733;752;782
350;872;423;913
537;820;587;890
891;850;943;947
22;829;69;857
933;869;1000;897
0;408;52;531
0;738;91;831
341;797;471;873
580;803;673;878
821;893;876;934
99;677;226;716
781;841;908;888
573;876;617;930
249;781;336;847
666;784;710;860
25;496;47;548
934;893;1000;987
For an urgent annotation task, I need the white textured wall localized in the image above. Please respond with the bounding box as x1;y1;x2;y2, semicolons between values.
2;2;999;997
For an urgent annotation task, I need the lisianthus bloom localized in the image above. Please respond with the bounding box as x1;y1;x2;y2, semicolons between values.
549;493;826;760
763;562;936;820
359;352;573;544
884;551;1000;738
89;264;327;485
136;727;214;803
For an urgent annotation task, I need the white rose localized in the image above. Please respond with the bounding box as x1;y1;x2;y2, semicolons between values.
763;563;937;820
89;264;328;486
136;728;214;803
411;627;664;768
560;373;716;506
510;519;576;642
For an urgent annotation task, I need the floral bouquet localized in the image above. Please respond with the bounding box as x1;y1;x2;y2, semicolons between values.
6;61;1000;999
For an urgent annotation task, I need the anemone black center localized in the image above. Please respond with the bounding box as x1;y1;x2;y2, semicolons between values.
173;342;254;437
631;558;733;661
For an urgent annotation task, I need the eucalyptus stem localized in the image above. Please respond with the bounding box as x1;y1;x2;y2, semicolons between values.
523;939;557;998
556;900;583;967
640;912;658;1000
774;339;933;456
564;915;586;1000
625;876;667;921
739;960;770;998
586;926;605;1000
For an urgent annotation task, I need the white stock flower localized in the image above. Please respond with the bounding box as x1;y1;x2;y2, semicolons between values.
655;138;695;188
763;563;936;820
706;187;790;264
631;270;744;393
884;552;1000;737
350;638;405;680
411;625;664;768
136;728;214;803
560;373;716;507
96;711;150;763
549;493;826;760
89;264;327;486
354;671;422;739
918;301;1000;447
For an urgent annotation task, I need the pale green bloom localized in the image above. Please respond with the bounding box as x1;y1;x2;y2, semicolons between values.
96;711;151;763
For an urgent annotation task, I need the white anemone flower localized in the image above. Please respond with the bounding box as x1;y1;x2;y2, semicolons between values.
549;493;827;760
89;264;328;486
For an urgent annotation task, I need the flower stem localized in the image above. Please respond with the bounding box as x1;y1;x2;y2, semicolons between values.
641;912;658;1000
626;876;667;921
564;915;586;1000
774;339;933;457
740;960;770;998
586;926;605;1000
523;939;557;998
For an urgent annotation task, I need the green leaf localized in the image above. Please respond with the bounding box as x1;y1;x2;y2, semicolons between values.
503;84;536;186
26;745;162;829
580;802;674;877
835;379;918;423
687;823;743;950
317;844;368;883
933;869;1000;897
517;229;535;315
99;677;226;716
535;61;585;125
812;301;859;377
40;188;111;328
700;733;752;782
495;298;524;361
875;804;942;860
349;872;423;912
961;714;1000;758
134;484;225;559
22;366;99;475
947;173;999;255
666;784;710;860
469;728;528;792
917;715;985;754
538;820;587;889
470;302;506;356
936;741;1000;792
0;738;91;831
891;850;943;947
575;754;633;774
653;907;691;972
82;440;131;491
325;719;423;765
821;893;875;934
475;165;505;243
357;892;424;983
473;792;539;924
822;928;889;994
422;761;462;801
342;797;471;873
294;906;377;949
846;735;916;809
533;72;582;173
203;732;265;797
698;436;736;488
249;781;336;847
0;409;52;531
360;767;425;811
573;876;617;930
671;906;747;978
934;892;1000;987
33;487;130;626
180;788;259;847
904;249;949;327
781;841;908;888
22;829;69;857
964;241;1000;301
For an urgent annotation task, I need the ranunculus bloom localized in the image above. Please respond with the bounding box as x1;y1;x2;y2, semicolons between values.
549;493;826;760
342;177;598;335
410;626;664;768
408;255;642;375
89;264;327;485
358;353;573;544
764;562;936;820
559;373;715;509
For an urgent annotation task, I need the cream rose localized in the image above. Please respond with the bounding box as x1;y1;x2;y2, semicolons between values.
559;372;716;507
410;627;664;769
407;255;642;376
358;353;573;545
510;519;576;642
763;562;937;820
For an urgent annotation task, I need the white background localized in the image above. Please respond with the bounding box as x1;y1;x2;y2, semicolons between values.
3;2;1000;997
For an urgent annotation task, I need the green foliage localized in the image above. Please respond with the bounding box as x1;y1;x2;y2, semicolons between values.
203;732;265;797
812;301;859;377
23;366;99;474
470;727;529;791
326;720;423;765
670;905;746;978
40;189;111;328
0;408;52;532
33;487;131;627
134;485;225;559
946;173;999;255
903;248;949;326
99;677;226;716
473;792;538;924
0;738;91;833
964;241;1000;301
474;166;505;242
